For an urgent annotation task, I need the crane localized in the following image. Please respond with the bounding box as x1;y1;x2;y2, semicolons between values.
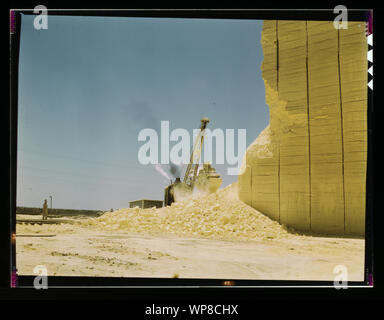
164;118;222;206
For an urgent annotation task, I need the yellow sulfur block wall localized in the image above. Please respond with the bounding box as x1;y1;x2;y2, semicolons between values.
239;20;367;236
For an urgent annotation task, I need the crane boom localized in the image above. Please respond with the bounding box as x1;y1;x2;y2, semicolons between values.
183;118;209;187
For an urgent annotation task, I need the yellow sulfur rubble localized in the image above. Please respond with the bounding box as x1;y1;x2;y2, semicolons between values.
81;183;291;241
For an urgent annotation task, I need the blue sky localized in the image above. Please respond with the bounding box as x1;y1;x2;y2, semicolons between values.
17;14;269;210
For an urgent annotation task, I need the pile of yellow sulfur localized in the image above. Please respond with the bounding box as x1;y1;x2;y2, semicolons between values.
81;183;291;241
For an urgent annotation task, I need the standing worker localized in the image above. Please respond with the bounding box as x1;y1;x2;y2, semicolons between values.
42;199;48;220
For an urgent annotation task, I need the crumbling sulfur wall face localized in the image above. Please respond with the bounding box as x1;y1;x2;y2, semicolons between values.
239;20;367;236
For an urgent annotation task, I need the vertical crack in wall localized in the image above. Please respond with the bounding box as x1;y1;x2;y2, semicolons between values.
305;21;312;231
276;20;281;222
337;28;346;234
276;20;279;91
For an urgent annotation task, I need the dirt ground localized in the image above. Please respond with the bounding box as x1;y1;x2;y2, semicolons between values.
16;218;364;281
